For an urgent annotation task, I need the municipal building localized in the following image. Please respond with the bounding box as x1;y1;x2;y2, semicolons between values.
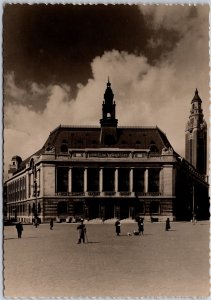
5;81;209;223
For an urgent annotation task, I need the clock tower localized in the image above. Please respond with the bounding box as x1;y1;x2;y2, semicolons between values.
100;79;118;145
185;89;207;174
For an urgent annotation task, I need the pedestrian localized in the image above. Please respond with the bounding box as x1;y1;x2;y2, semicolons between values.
50;218;53;230
16;222;23;238
115;219;121;236
165;218;171;231
138;218;144;235
77;219;86;244
34;217;39;228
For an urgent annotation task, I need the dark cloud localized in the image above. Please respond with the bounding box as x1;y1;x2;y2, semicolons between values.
3;4;183;94
3;5;149;87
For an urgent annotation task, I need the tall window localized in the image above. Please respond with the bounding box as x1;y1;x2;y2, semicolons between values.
148;169;160;192
118;168;130;191
133;169;144;192
103;168;115;191
72;168;84;192
87;169;99;191
56;167;69;192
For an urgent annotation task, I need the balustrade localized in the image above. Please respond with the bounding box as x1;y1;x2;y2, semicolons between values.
88;191;100;196
119;191;131;196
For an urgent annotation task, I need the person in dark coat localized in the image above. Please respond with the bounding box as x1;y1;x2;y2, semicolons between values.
115;219;121;236
34;217;39;228
16;222;23;238
77;219;86;243
165;218;171;231
138;218;144;235
50;218;54;230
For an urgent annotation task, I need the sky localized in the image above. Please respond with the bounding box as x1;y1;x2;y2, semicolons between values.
3;4;210;179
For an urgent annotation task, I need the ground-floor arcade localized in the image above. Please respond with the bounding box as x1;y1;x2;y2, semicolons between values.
7;196;175;223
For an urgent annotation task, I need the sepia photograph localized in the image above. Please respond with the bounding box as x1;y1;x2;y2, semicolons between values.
3;3;210;298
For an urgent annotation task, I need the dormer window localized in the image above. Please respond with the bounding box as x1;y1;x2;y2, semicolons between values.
60;144;68;153
150;145;158;152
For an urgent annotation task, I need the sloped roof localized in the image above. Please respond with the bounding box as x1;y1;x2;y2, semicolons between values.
44;124;172;152
14;124;173;173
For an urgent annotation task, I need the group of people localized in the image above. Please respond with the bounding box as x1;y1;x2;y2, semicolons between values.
114;217;171;236
14;217;171;240
115;217;144;236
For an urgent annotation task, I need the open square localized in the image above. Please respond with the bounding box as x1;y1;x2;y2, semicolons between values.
4;221;210;297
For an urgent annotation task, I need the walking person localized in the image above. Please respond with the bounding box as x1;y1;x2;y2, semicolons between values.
138;218;144;235
115;219;121;236
50;218;54;230
165;218;171;231
16;222;23;238
34;217;39;228
77;219;86;244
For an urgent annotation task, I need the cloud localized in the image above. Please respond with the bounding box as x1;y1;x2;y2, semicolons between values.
4;5;209;179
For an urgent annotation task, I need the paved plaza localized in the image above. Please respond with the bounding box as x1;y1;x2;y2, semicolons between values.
3;220;210;298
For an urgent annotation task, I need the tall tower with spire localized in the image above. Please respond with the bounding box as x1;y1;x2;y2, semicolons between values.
185;89;207;174
100;79;118;145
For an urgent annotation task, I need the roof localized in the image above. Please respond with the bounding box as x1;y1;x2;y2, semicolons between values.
44;124;172;151
15;124;173;173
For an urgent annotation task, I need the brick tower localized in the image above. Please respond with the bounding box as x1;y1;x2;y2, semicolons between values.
185;89;207;174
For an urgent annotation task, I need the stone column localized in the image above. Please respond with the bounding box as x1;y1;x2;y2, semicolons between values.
68;168;72;193
115;168;118;193
144;168;149;194
84;168;87;193
39;166;44;197
129;168;133;192
99;168;103;192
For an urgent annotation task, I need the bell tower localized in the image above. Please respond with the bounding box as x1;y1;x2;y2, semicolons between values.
100;79;118;145
185;89;207;174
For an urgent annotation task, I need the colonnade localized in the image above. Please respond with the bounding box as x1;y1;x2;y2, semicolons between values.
67;167;151;193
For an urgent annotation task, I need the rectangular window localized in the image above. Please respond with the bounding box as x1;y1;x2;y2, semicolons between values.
87;168;99;191
118;168;130;191
57;167;69;193
72;168;84;192
103;168;115;192
133;169;144;192
148;169;160;193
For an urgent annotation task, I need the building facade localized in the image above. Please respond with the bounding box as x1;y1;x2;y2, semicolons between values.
5;82;209;223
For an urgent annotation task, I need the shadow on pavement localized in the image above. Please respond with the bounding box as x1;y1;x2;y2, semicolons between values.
86;241;101;244
4;236;38;240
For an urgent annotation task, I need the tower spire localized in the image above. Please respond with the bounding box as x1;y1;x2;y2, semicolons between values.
107;76;111;87
100;80;118;130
